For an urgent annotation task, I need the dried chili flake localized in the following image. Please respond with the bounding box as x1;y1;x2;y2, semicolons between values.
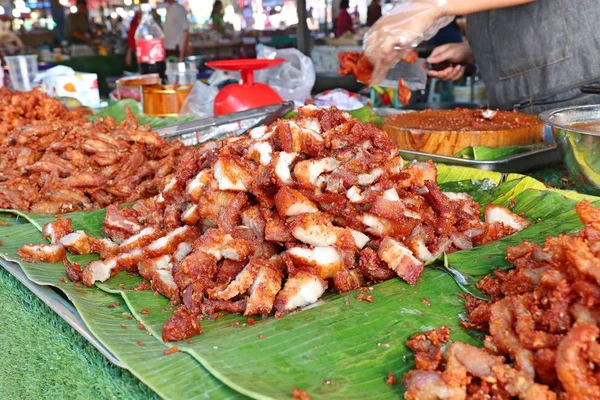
136;340;143;346
163;346;179;355
140;309;150;315
247;318;255;325
386;371;397;385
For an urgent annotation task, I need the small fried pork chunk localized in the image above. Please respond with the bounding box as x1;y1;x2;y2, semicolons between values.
378;237;423;285
484;204;531;232
82;258;118;286
244;261;283;316
18;243;66;263
42;219;73;243
59;231;91;254
274;271;328;315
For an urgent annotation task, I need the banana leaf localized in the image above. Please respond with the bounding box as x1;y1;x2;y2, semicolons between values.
90;99;195;129
1;165;595;399
0;223;241;400
452;144;550;161
284;106;382;125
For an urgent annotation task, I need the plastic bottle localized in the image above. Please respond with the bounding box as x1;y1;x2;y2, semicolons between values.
134;3;166;81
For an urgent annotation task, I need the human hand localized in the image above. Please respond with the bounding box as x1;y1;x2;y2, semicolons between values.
363;0;453;85
427;41;474;81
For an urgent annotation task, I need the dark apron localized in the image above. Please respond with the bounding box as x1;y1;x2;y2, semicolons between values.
467;0;600;114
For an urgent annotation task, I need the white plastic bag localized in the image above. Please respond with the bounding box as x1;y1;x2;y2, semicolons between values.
179;81;218;118
255;44;316;103
313;89;369;111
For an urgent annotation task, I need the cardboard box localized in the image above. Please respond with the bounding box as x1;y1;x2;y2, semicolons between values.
42;72;100;108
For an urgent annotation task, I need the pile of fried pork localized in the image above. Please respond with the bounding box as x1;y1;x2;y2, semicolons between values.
403;201;600;400
0;89;190;213
18;105;531;342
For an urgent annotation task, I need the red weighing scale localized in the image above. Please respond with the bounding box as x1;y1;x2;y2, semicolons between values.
205;58;285;116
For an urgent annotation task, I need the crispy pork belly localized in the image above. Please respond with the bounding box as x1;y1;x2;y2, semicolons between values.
162;307;203;342
194;228;253;262
357;168;384;185
115;248;144;271
349;229;369;249
181;204;201;225
248;141;273;166
290;213;354;249
274;271;327;314
249;125;269;139
287;246;344;279
82;258;118;286
139;255;173;280
263;209;294;243
146;226;197;258
151;269;179;299
59;231;91;255
42;219;73;243
378;237;424;285
484;204;531;232
278;120;324;156
210;260;260;300
173;250;218;290
160;176;179;201
18;243;66;263
242;205;267;239
89;237;119;258
358;247;396;282
173;242;193;262
359;213;413;238
186;170;211;203
405;235;434;263
118;226;162;253
271;151;298;185
388;155;404;175
213;156;251;191
216;192;248;231
332;268;363;293
244;262;283;316
103;204;142;237
274;186;318;217
294;157;340;187
399;161;437;188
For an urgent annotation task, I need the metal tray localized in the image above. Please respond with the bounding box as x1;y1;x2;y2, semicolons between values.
0;257;124;367
155;101;294;146
399;145;562;173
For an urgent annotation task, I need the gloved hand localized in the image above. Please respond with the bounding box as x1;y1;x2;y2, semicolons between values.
363;0;453;85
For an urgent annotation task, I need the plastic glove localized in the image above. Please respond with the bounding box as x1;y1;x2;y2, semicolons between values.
363;0;453;85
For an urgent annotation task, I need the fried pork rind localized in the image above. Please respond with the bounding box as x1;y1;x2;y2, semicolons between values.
403;201;600;399
0;89;190;213
18;243;66;263
51;105;529;342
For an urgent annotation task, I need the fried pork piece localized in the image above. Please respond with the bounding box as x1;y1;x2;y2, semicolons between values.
81;258;119;286
274;186;318;217
244;262;283;316
193;228;253;262
118;226;163;253
484;204;531;232
406;326;450;371
18;243;66;263
274;271;328;315
162;307;203;342
377;237;423;285
287;246;344;279
146;226;198;258
42;219;73;243
0;89;191;213
59;231;91;254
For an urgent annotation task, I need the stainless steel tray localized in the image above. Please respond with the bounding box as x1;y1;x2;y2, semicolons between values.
0;255;125;367
399;145;562;173
155;101;294;146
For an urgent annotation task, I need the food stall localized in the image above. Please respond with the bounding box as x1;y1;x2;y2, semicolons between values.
2;1;600;399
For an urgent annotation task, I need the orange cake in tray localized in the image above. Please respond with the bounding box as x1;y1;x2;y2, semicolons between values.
381;108;545;156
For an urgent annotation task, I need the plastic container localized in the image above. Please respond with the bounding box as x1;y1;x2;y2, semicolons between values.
142;84;192;117
5;54;38;91
166;60;197;85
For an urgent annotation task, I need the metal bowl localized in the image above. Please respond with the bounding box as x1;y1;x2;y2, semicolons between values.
539;105;600;195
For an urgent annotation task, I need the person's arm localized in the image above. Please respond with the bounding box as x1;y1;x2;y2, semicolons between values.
71;31;91;43
179;30;189;61
364;0;536;85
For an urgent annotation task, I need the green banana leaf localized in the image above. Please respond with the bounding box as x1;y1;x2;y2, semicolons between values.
90;99;195;129
0;224;242;400
1;166;596;399
452;144;551;161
